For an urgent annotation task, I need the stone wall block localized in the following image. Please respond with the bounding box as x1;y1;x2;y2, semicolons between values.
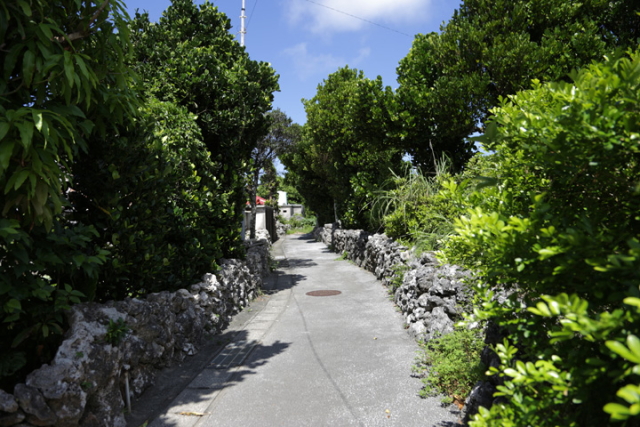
0;409;25;426
424;307;455;340
314;224;470;343
44;384;86;427
408;321;427;340
0;390;18;414
129;365;155;397
13;385;56;426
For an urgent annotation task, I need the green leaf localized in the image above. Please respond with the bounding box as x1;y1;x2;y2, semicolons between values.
530;302;552;317
606;340;640;364
11;325;35;348
0;122;9;141
617;385;640;404
16;121;34;150
17;0;32;16
0;141;14;171
624;297;640;309
63;51;74;87
13;169;30;191
22;50;36;86
626;335;640;360
32;110;43;132
38;23;53;40
34;181;48;206
75;55;90;81
604;402;631;420
547;299;561;315
5;299;21;312
66;105;85;118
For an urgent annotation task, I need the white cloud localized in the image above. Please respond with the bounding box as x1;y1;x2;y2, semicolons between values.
285;0;432;33
282;43;370;81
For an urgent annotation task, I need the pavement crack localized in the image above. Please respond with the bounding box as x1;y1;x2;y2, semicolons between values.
291;291;365;427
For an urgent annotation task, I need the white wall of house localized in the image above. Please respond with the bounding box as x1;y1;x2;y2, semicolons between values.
243;205;277;241
279;204;304;220
277;191;287;206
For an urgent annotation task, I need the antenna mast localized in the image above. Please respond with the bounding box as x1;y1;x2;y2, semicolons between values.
240;0;246;47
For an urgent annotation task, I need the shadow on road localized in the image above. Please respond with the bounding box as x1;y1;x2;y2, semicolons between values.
437;419;464;427
276;258;317;269
127;328;292;427
126;263;302;427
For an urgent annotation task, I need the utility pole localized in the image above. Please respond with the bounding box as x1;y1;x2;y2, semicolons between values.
240;0;246;47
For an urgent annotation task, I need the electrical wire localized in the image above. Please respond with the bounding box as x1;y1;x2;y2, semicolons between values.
303;0;411;37
247;0;258;30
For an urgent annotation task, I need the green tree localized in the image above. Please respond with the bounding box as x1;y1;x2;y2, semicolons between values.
275;174;304;205
257;160;278;203
70;99;227;300
1;0;137;227
0;0;138;387
396;0;640;172
441;50;640;426
282;66;402;228
129;0;279;254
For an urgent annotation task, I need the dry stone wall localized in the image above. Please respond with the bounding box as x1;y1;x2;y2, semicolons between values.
313;224;472;341
0;241;270;427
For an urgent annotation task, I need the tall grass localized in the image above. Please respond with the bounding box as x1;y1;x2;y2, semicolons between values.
371;156;457;252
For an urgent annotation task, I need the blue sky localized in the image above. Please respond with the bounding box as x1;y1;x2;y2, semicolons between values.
124;0;461;126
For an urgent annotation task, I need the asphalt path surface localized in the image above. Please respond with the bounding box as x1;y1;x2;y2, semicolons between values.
127;234;461;427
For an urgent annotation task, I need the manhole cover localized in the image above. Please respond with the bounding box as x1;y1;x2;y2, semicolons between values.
306;290;342;297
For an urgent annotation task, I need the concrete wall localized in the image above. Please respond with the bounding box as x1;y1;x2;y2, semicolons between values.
278;204;304;220
277;191;287;206
244;206;277;242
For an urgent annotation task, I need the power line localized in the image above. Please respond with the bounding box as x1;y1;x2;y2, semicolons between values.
303;0;411;37
247;0;259;30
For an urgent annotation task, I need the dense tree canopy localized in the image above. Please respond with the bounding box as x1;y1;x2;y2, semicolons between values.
396;0;640;172
1;0;137;228
282;67;402;227
0;0;280;388
71;100;228;300
129;0;279;254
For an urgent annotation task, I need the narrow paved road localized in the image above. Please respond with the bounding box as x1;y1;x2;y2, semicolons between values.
145;234;461;427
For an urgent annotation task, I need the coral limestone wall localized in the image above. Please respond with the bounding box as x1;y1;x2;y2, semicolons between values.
313;224;472;341
0;242;270;427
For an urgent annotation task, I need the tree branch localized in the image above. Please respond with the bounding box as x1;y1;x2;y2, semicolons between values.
1;80;24;97
54;0;111;44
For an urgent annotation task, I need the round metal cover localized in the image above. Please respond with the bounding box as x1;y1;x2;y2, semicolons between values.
306;290;342;297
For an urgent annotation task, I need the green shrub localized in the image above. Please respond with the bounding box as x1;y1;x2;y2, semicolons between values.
470;293;640;427
0;222;104;390
441;50;640;426
373;161;467;251
414;328;486;405
282;214;316;234
71;99;226;300
0;0;135;389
